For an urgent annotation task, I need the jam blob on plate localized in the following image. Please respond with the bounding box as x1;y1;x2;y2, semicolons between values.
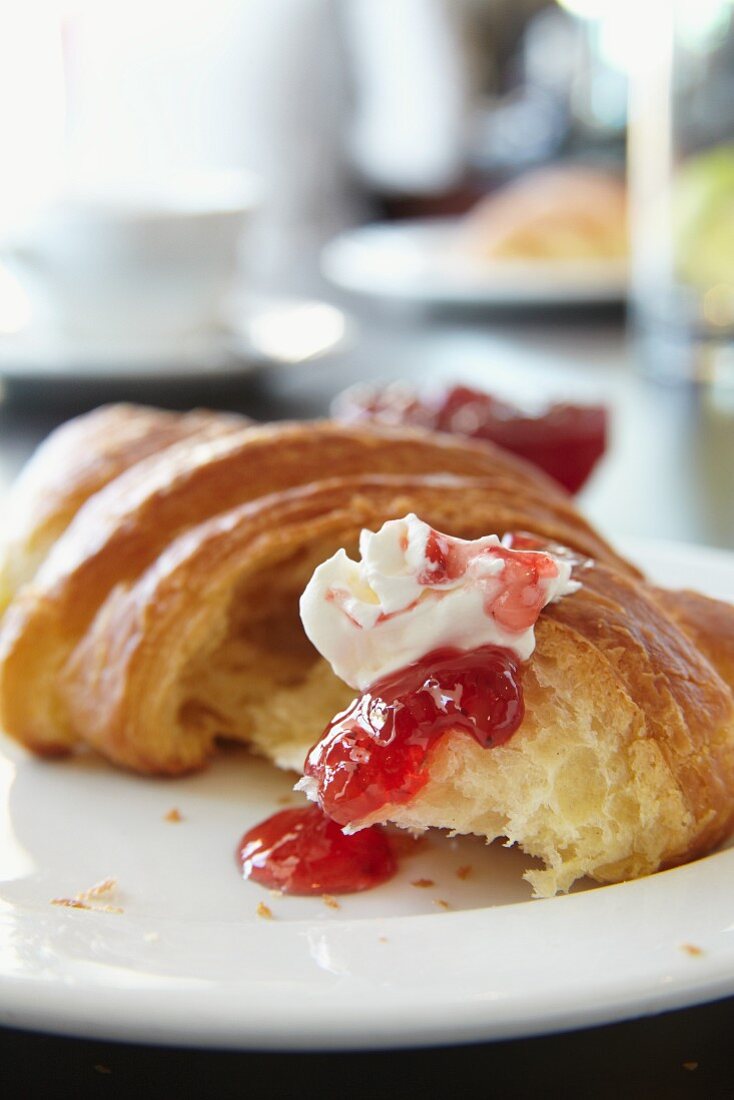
237;805;396;895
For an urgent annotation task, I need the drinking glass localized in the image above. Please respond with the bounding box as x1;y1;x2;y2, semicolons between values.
629;0;734;384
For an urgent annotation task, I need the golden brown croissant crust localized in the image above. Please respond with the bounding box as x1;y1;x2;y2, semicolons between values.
0;405;733;895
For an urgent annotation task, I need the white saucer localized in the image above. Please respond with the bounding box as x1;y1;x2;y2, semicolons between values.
322;219;628;308
0;296;350;382
0;537;733;1049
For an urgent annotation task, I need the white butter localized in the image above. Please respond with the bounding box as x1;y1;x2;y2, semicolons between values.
299;514;578;691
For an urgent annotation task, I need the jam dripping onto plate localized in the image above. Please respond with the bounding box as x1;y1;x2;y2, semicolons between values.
238;641;524;897
237;532;578;897
303;644;523;827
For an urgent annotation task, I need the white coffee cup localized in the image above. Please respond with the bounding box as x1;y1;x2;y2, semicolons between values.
4;170;260;342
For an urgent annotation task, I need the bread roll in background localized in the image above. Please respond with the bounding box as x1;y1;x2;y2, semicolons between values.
0;405;733;896
461;166;627;263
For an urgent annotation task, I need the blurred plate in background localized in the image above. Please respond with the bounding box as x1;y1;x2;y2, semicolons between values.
322;219;628;308
0;295;351;384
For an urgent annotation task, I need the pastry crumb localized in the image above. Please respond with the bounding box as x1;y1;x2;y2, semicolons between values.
268;889;284;898
76;877;117;901
411;878;435;888
52;897;122;914
52;877;122;913
456;865;472;880
378;936;389;943
682;1061;699;1072
52;897;91;910
322;894;340;909
434;898;451;910
164;807;183;823
680;943;704;957
257;902;274;920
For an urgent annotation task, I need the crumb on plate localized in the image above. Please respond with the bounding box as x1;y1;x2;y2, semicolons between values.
52;877;122;914
76;877;117;901
52;897;91;910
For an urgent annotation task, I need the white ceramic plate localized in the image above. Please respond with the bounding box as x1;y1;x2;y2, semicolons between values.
0;536;733;1050
0;296;350;382
322;219;627;307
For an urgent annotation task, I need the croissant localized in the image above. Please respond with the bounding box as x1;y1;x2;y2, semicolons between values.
0;406;732;896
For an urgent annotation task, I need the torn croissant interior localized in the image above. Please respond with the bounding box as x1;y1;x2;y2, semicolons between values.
0;404;733;897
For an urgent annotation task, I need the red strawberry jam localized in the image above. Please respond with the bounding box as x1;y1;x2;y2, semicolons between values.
334;382;607;494
434;386;607;495
303;644;523;827
420;531;561;631
237;805;396;895
237;524;579;898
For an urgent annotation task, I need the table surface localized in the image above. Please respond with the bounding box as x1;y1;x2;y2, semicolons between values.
1;294;733;1096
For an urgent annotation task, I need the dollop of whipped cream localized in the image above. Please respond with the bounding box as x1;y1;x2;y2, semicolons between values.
299;514;579;691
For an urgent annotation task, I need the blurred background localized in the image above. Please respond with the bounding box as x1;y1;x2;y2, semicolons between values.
2;0;734;550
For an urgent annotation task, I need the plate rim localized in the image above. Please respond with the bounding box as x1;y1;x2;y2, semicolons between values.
0;295;351;382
